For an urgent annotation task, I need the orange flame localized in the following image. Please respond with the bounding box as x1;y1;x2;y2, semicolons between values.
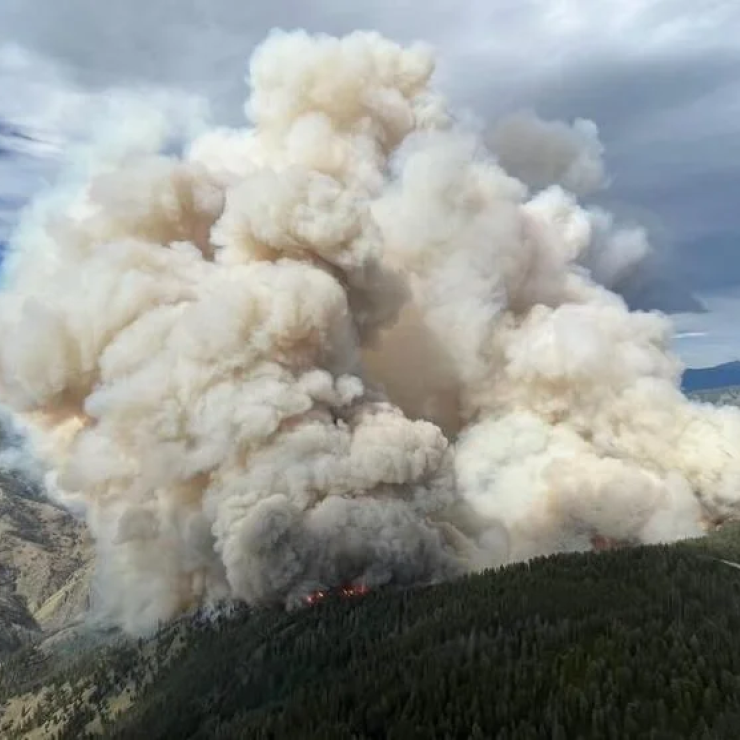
303;583;370;606
304;589;327;606
338;583;370;598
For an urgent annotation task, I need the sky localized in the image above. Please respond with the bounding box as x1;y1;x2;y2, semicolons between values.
0;0;738;368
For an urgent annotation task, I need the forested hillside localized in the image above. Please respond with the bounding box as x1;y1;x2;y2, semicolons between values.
4;525;740;739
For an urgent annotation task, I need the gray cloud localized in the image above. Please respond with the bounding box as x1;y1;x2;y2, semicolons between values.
0;0;738;364
523;52;740;139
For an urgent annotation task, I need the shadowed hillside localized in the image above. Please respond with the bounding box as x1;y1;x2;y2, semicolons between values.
3;524;740;739
0;387;739;738
682;362;740;392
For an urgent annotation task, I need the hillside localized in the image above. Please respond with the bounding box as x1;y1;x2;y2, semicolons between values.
0;386;739;738
3;526;740;739
682;361;740;392
0;467;92;658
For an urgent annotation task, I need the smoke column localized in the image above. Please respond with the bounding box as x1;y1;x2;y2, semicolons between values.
0;30;738;634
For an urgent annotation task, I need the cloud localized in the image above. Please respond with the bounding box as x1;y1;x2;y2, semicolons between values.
0;0;738;365
0;42;209;248
3;1;739;126
672;291;740;368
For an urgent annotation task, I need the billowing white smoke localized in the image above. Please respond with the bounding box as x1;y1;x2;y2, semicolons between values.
0;29;738;634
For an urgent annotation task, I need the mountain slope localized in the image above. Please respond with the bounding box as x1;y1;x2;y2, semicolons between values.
0;468;92;657
1;388;740;737
3;526;740;739
682;361;740;392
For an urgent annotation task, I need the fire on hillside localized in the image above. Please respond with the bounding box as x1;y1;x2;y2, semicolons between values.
304;583;371;606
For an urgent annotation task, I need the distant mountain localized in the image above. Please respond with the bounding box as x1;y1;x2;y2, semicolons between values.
682;361;740;392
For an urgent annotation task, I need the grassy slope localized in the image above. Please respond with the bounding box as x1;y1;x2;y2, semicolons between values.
3;526;740;739
0;467;92;657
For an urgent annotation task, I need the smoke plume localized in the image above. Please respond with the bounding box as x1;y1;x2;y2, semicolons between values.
0;29;738;634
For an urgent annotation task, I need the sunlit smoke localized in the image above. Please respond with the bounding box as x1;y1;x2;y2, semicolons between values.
0;29;738;635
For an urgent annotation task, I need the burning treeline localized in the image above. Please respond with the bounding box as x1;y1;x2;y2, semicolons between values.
0;29;738;634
